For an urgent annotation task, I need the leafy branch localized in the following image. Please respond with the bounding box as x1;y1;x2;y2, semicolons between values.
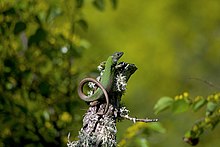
154;92;220;146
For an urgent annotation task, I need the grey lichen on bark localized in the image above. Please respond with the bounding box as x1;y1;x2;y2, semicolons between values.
70;104;118;147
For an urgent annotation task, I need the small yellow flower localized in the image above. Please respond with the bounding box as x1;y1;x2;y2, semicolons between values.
192;125;199;131
183;92;189;98
205;117;211;124
174;95;179;100
60;112;72;123
214;94;219;101
45;121;52;128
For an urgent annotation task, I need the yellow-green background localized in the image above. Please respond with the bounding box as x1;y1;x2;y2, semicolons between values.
82;1;220;146
1;0;220;146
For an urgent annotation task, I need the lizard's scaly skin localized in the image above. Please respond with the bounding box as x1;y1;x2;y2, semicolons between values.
78;52;123;115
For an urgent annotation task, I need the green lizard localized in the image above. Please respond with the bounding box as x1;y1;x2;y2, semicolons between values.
78;52;124;115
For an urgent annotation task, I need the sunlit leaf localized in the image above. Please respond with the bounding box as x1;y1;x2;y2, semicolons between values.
147;122;166;133
172;99;190;114
192;98;207;111
206;101;218;116
46;6;62;22
135;137;149;147
154;97;174;114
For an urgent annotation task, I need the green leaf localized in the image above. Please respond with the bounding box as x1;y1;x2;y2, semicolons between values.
13;21;26;34
193;98;207;111
135;137;149;147
28;27;47;45
147;122;166;133
183;131;199;146
39;81;51;97
46;6;62;22
15;103;28;114
2;7;16;15
206;101;218;116
110;0;117;9
76;0;84;8
93;0;105;11
172;99;190;114
77;19;88;31
154;97;174;114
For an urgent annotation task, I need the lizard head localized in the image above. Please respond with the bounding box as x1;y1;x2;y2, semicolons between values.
112;52;124;63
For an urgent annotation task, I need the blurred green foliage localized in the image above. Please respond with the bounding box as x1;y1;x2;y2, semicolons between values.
0;0;108;146
154;92;220;146
81;1;220;146
1;0;220;147
118;122;165;147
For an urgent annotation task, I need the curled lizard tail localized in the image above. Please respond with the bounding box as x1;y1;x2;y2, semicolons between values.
78;78;109;115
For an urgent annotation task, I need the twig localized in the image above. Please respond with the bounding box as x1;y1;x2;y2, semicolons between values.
121;114;159;123
119;107;158;123
188;77;220;89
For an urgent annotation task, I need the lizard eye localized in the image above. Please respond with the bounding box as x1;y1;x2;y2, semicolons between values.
112;52;123;63
117;52;123;58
